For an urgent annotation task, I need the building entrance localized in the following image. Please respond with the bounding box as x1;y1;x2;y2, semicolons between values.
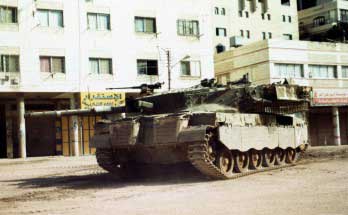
26;116;56;157
0;105;6;158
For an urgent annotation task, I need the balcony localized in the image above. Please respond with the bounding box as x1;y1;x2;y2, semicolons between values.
300;19;337;34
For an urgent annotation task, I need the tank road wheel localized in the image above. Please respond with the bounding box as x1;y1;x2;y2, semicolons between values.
285;148;298;164
262;149;276;167
249;149;263;170
96;148;133;179
275;148;286;165
233;151;249;173
216;149;234;176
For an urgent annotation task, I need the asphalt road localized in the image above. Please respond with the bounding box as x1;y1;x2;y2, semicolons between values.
0;146;347;215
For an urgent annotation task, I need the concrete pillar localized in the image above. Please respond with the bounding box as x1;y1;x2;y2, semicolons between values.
70;96;79;156
17;96;26;158
5;104;13;158
332;107;341;146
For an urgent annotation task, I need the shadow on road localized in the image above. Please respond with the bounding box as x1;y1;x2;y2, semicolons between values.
5;164;210;190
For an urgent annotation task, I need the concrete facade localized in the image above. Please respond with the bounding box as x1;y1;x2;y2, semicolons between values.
0;0;215;158
298;0;348;42
212;0;299;53
215;39;348;146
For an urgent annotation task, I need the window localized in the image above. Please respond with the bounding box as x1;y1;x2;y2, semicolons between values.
40;56;65;74
221;8;226;15
37;9;63;27
180;61;201;77
216;28;227;37
261;13;265;20
239;11;243;17
309;65;337;79
240;30;244;37
281;0;290;6
89;58;112;74
313;16;326;27
341;9;348;23
282;15;286;22
135;17;156;33
288;16;292;23
137;59;158;75
342;66;348;78
177;20;199;37
0;55;19;72
87;13;110;30
245;11;249;18
0;6;17;23
214;7;219;15
262;32;266;40
268;32;272;39
267;14;271;20
274;64;304;78
246;30;250;38
283;34;292;40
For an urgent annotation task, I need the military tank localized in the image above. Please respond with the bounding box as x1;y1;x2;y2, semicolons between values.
88;79;311;180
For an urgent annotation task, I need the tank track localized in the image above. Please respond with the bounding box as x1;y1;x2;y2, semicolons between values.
187;141;297;180
96;148;121;173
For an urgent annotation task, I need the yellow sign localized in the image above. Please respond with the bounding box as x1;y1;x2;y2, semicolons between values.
80;92;125;109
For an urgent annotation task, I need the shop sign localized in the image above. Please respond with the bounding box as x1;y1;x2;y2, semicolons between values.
312;88;348;106
80;92;125;109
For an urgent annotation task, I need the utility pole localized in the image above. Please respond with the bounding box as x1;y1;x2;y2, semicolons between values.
166;49;171;91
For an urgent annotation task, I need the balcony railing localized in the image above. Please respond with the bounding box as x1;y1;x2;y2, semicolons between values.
300;18;337;32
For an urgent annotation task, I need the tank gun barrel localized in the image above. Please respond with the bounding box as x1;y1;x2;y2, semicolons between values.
25;100;153;118
25;106;126;118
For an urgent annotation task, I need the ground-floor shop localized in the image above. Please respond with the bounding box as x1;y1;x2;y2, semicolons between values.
0;91;125;159
309;88;348;146
308;107;348;146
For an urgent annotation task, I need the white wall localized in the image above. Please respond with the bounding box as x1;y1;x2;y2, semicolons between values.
0;0;214;93
212;0;299;52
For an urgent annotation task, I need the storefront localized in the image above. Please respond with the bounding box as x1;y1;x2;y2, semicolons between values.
54;91;126;157
309;88;348;146
0;91;125;158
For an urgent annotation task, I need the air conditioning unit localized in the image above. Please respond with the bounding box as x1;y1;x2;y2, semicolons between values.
230;36;244;48
0;75;9;85
11;77;19;85
0;75;10;81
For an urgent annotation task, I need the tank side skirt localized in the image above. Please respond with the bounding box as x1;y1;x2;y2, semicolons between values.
218;125;308;151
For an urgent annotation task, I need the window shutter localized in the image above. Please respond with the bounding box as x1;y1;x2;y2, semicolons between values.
99;59;111;74
135;18;144;32
89;59;99;74
145;18;154;33
87;13;97;30
40;57;51;73
37;10;49;27
8;56;19;72
52;57;64;73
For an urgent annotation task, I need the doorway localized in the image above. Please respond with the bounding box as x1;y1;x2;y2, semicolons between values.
0;105;6;158
26;116;56;157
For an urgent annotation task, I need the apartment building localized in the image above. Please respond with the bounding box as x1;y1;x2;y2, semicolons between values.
215;39;348;146
0;0;214;158
298;0;348;42
212;0;299;53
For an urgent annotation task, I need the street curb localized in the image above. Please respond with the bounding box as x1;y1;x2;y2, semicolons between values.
303;145;348;159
